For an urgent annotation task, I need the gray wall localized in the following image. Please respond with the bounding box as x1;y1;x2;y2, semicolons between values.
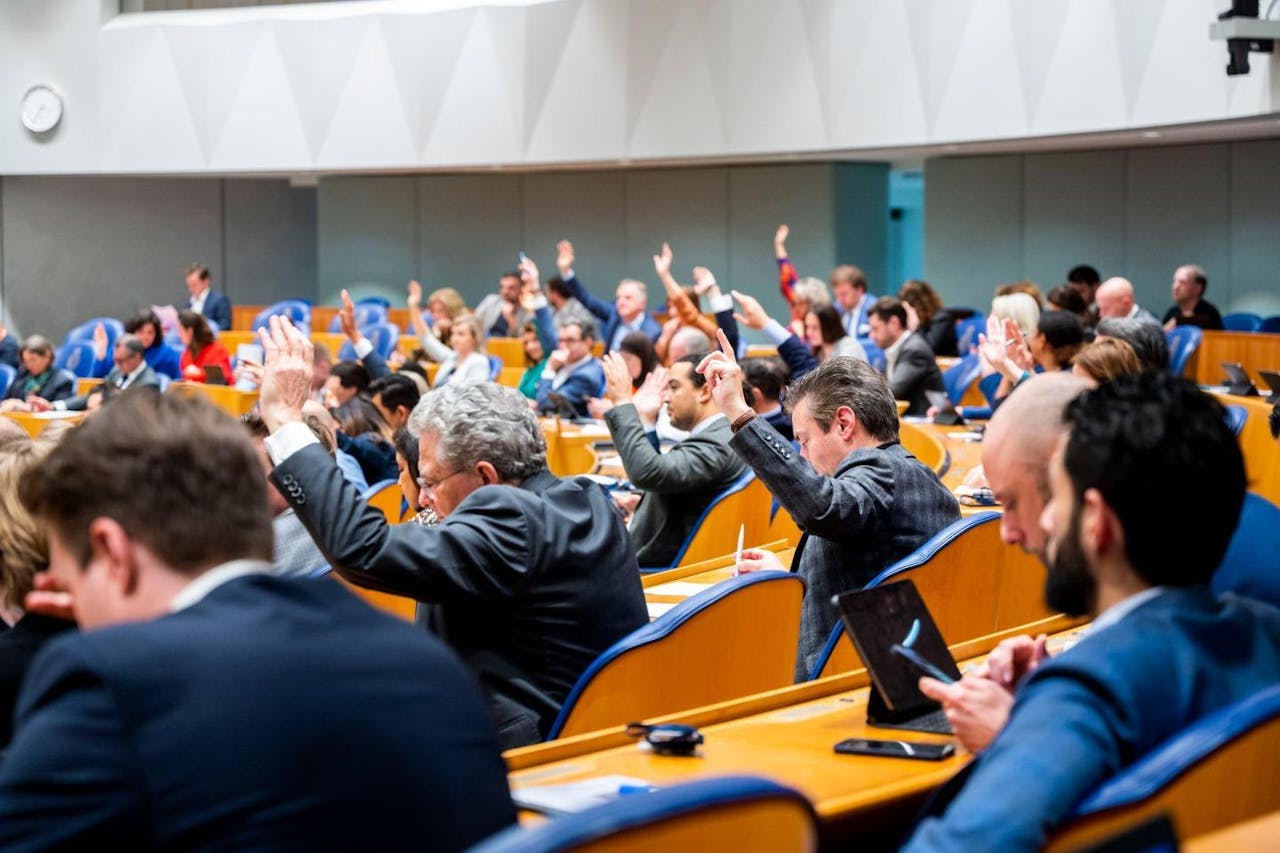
317;163;891;327
0;176;316;338
924;141;1280;317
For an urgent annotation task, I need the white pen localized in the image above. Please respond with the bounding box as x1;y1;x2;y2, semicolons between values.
733;523;745;577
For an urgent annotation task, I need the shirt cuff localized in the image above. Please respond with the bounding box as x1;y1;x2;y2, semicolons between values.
763;319;791;345
531;295;548;310
709;293;733;313
541;365;558;380
353;337;374;359
264;420;321;466
52;400;66;411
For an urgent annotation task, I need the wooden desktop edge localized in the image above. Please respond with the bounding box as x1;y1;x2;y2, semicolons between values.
503;611;1085;772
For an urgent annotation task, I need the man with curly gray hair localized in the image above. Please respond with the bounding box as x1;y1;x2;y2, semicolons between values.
256;317;648;749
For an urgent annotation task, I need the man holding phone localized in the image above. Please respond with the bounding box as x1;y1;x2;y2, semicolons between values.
904;374;1280;851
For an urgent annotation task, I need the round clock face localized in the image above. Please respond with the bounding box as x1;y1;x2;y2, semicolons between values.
20;85;63;134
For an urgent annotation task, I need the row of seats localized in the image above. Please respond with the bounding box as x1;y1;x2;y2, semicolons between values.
1223;313;1280;333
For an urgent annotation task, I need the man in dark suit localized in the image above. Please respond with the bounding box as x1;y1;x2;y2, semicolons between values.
257;317;648;748
556;239;661;351
742;357;793;440
534;320;605;419
185;262;232;331
906;374;1280;851
698;337;960;678
33;334;158;413
0;392;516;849
601;352;748;569
867;296;945;416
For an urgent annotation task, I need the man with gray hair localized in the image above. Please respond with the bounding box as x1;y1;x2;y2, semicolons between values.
1095;316;1169;372
256;318;647;748
32;333;158;412
699;334;960;678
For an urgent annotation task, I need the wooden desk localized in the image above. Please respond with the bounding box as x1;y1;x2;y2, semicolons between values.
1184;810;1280;851
75;378;103;397
3;411;83;437
1211;392;1280;506
507;623;1082;843
167;382;259;417
1189;330;1280;386
542;418;612;478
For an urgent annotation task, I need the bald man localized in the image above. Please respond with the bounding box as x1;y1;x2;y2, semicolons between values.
920;372;1092;754
1095;277;1159;326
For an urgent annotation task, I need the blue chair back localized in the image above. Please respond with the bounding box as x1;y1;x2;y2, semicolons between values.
63;317;124;348
1222;313;1263;332
0;364;14;397
155;374;171;393
545;570;805;739
860;338;885;372
486;354;503;381
1054;685;1280;846
327;303;389;332
1212;493;1280;608
1260;315;1280;334
808;512;1007;680
55;341;99;378
361;322;399;359
472;776;818;853
955;316;985;353
251;300;311;333
942;352;982;405
978;371;1003;407
356;296;391;309
1165;326;1202;377
660;471;757;571
1224;405;1247;436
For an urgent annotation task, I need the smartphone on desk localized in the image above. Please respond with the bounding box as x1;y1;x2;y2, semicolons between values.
834;738;954;761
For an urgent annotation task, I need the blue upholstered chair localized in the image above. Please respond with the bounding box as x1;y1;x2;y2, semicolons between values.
251;300;311;333
1259;315;1280;334
1223;404;1247;437
1212;493;1280;609
1048;685;1280;851
487;354;503;381
1222;313;1262;332
942;352;982;405
54;341;98;378
955;315;986;354
544;570;805;740
1165;325;1202;377
0;364;15;398
62;317;124;349
472;775;819;853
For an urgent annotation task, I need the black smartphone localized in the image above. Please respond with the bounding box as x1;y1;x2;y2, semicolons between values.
834;738;955;761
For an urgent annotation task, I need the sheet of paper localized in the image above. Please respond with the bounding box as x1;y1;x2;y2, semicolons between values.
646;601;679;620
512;775;657;815
645;580;712;597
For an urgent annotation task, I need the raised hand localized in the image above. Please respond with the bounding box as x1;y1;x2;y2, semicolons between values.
631;365;667;424
338;289;361;342
519;256;541;291
546;346;569;372
692;266;719;298
774;224;789;258
556;239;575;277
1004;318;1035;372
92;322;109;361
977;314;1008;371
586;396;615;419
730;289;771;331
407;280;423;309
257;315;314;433
652;242;674;279
696;328;752;422
601;352;634;403
903;300;921;332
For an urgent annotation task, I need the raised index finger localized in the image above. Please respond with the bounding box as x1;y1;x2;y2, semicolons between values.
715;328;737;363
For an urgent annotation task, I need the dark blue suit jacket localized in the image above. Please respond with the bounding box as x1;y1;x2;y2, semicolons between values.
535;358;605;419
906;588;1280;851
192;290;232;332
0;575;516;850
562;273;661;349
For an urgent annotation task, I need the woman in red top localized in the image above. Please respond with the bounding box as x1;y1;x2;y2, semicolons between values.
177;310;232;383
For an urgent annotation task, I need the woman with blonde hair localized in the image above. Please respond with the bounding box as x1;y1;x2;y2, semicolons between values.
418;313;492;387
0;440;75;746
406;280;468;350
